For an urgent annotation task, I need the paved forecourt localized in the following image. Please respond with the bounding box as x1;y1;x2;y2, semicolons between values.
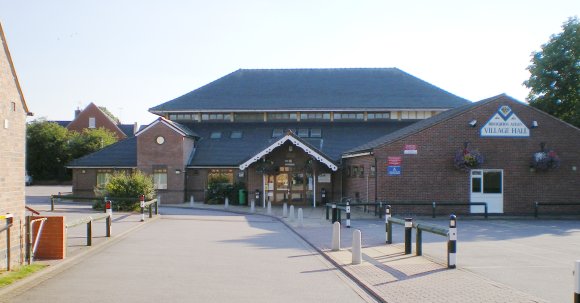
4;208;374;303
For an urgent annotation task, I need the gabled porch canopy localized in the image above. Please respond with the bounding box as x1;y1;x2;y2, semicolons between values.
239;132;338;171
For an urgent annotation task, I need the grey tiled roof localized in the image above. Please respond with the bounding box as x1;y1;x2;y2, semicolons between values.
118;124;136;137
343;95;510;155
150;68;470;112
53;120;71;128
67;137;137;167
187;121;415;166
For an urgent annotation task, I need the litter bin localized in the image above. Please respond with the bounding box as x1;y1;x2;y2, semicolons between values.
238;189;247;205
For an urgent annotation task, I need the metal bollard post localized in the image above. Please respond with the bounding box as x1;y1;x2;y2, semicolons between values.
325;204;330;220
352;229;362;265
106;215;111;237
432;202;436;218
190;195;194;207
404;217;413;254
155;200;158;215
331;204;337;223
448;214;457;269
51;196;55;212
140;195;145;222
87;220;92;246
149;203;153;218
385;205;391;244
105;200;112;217
346;202;351;228
331;221;341;251
289;205;295;221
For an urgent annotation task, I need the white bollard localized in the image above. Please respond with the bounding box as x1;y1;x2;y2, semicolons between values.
331;222;341;251
289;205;295;221
352;229;362;265
575;260;580;302
267;201;272;215
224;197;229;209
298;208;304;227
250;199;255;213
157;194;161;206
190;195;194;207
283;203;288;218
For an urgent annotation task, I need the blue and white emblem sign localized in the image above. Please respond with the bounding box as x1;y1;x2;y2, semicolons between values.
481;106;529;138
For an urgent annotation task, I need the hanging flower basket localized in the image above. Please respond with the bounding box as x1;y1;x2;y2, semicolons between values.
454;144;484;170
530;147;560;171
255;160;279;175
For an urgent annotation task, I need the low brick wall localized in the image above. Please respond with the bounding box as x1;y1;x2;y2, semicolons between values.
32;216;66;260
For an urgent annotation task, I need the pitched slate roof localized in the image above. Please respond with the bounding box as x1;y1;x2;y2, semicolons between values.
187;121;415;166
343;95;512;155
149;68;470;113
135;118;198;138
67;136;137;167
54;120;71;128
118;124;136;137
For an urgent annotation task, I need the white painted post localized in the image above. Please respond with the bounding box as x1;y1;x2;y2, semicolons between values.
283;203;288;218
262;174;266;208
297;208;304;227
352;229;362;265
157;194;161;206
575;260;580;303
190;195;194;207
250;199;255;213
267;201;272;215
224;197;229;209
313;173;317;208
331;222;341;251
289;205;295;221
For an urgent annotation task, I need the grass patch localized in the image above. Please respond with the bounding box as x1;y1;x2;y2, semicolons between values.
0;264;47;287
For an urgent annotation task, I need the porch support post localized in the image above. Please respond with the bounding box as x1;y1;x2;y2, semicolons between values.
262;173;266;208
313;168;317;208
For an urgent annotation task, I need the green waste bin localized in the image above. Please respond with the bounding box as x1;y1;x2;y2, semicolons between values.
238;189;247;205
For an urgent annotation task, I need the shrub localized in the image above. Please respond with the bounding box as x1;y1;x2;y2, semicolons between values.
93;171;155;211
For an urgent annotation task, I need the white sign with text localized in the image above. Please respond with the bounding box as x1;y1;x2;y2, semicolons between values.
481;106;529;138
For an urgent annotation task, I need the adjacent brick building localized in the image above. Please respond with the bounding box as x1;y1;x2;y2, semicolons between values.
0;22;32;270
55;102;137;139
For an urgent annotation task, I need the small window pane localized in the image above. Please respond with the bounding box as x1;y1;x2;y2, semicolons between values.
89;117;96;128
230;131;242;139
483;172;502;193
471;177;482;193
272;128;284;137
298;128;309;137
210;132;222;139
310;129;322;138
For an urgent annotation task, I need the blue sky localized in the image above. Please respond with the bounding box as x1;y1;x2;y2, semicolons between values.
1;0;578;126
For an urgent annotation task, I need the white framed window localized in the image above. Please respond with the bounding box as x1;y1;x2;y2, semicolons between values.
153;168;168;190
96;170;113;188
89;117;96;128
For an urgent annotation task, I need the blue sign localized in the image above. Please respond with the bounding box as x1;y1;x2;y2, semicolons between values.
387;166;401;175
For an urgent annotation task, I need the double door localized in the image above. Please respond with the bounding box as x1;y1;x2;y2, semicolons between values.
265;169;312;204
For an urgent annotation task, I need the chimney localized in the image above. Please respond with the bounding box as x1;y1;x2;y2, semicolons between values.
74;108;81;118
133;122;139;135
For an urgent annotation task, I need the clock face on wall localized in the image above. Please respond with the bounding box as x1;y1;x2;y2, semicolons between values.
156;136;165;145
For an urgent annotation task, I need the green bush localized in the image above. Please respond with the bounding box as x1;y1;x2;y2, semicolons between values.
93;171;155;211
206;174;245;204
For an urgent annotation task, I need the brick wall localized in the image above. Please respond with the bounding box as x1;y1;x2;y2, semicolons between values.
343;155;377;202
31;216;66;260
0;24;28;269
360;96;580;215
67;103;127;139
137;121;192;203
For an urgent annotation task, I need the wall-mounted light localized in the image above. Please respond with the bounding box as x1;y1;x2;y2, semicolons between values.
531;121;538;128
81;169;86;174
289;145;293;152
175;169;181;175
468;120;477;127
238;170;245;177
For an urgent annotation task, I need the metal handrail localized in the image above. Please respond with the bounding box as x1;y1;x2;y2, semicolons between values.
65;213;112;246
28;217;48;265
534;201;580;218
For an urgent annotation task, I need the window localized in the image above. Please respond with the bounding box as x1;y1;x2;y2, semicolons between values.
334;112;364;120
272;128;284;137
234;113;263;122
230;131;242;139
370;165;376;176
359;165;365;178
208;169;234;185
170;113;198;121
210;132;222;139
346;166;351;177
96;169;113;188
153;168;168;190
267;112;297;121
10;102;16;112
310;128;322;138
352;166;359;178
89;117;96;128
483;171;502;193
300;113;330;120
201;113;230;121
297;128;309;137
367;112;391;120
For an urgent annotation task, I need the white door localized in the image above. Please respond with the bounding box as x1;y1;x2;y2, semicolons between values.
470;170;503;214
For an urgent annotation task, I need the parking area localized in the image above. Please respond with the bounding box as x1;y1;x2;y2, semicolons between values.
339;216;580;303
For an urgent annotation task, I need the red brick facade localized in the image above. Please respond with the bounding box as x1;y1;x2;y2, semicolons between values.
31;216;66;260
67;103;127;139
345;96;580;215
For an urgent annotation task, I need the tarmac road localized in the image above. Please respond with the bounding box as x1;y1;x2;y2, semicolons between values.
6;208;374;303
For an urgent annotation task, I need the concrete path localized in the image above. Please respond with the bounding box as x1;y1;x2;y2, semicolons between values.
3;209;374;303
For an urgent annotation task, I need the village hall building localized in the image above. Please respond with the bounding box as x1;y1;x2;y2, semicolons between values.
67;68;580;215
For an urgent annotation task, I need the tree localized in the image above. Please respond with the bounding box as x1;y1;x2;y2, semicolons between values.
26;120;71;180
98;106;120;124
93;171;155;211
524;17;580;128
68;127;118;160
